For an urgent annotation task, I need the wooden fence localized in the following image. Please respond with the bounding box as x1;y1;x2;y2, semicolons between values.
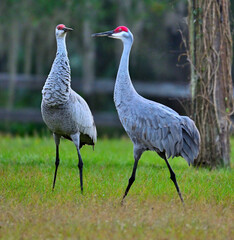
0;73;191;127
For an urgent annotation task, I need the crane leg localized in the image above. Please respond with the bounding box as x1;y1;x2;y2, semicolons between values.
121;148;142;204
71;133;83;194
77;150;83;194
52;134;61;191
163;156;184;204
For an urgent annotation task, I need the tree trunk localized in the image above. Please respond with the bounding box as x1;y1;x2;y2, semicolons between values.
82;2;95;94
188;0;233;167
35;32;45;76
7;20;20;110
131;1;145;67
82;18;95;94
24;27;34;75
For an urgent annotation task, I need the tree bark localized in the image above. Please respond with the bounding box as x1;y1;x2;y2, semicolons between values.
188;0;233;167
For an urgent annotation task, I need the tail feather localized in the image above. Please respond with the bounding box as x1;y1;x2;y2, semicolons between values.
181;149;191;165
182;131;197;159
180;116;201;165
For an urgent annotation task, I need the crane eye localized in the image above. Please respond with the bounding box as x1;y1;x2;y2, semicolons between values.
118;28;122;32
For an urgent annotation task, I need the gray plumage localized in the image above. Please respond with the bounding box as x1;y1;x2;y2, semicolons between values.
117;95;200;165
41;24;97;192
92;26;200;204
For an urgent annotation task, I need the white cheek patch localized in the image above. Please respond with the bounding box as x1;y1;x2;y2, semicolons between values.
110;32;126;38
56;29;65;36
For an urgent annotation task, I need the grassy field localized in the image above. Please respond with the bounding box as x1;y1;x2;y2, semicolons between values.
0;135;233;240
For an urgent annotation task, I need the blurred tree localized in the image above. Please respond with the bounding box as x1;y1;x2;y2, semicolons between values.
4;1;22;110
188;0;233;167
80;0;98;94
0;0;187;81
7;20;19;110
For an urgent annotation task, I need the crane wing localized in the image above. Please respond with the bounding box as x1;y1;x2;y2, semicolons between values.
120;97;200;164
71;90;97;145
120;100;183;159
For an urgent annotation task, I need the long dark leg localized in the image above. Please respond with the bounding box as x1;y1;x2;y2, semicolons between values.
52;134;61;191
71;133;83;194
121;147;142;204
163;156;184;204
77;150;83;194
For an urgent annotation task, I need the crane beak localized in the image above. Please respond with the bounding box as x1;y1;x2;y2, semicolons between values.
63;27;73;32
91;30;114;37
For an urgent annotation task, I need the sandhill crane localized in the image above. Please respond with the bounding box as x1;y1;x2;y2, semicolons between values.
92;26;200;204
41;24;97;193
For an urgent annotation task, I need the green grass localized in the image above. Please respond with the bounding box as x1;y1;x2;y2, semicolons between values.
0;136;233;239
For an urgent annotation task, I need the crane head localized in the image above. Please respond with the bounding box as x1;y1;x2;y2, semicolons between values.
55;24;73;38
92;26;133;42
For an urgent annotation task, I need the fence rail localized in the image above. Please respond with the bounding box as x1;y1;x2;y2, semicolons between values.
0;73;190;97
0;108;122;127
0;73;233;129
0;73;190;127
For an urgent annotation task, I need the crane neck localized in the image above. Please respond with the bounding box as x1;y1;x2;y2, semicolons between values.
56;36;68;56
117;39;132;79
114;37;136;107
42;34;71;107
